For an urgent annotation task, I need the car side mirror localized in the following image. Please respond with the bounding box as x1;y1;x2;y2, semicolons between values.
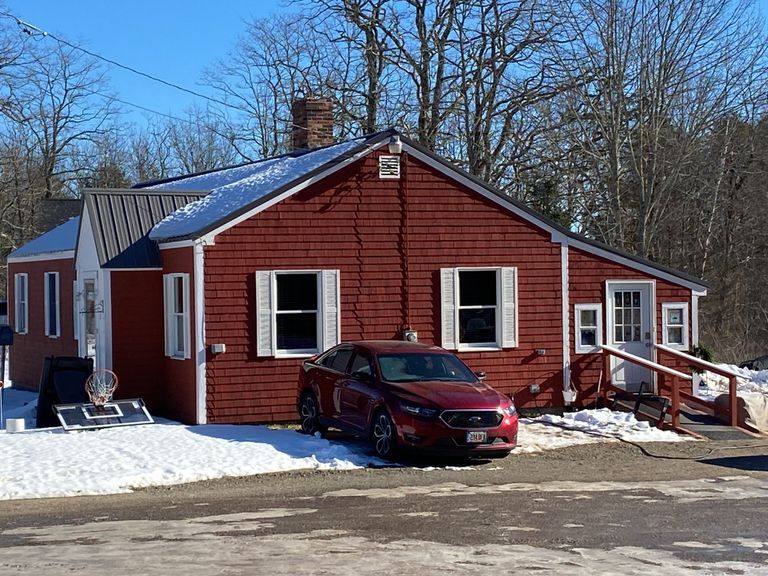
352;370;373;382
475;371;486;381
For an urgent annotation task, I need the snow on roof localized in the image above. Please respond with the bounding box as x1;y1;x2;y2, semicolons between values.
149;138;369;241
7;216;80;259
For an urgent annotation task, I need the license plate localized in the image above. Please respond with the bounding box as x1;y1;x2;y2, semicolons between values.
466;430;487;444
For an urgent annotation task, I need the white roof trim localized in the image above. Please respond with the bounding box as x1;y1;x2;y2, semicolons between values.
159;240;197;250
404;144;707;293
7;250;75;263
198;140;387;244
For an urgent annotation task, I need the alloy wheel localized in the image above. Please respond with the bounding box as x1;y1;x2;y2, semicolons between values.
299;394;320;435
372;411;396;458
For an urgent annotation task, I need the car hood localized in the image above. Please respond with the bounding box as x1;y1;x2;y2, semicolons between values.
390;380;506;409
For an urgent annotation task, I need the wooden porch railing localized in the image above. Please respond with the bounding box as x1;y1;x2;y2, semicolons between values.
655;344;741;427
600;344;692;429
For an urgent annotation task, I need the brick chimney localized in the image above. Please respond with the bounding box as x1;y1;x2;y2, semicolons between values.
291;97;334;151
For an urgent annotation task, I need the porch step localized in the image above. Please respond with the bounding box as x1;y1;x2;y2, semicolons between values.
610;394;756;440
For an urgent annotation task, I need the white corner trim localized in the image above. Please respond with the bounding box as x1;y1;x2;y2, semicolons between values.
561;243;571;391
691;292;699;346
194;240;207;424
200;140;388;244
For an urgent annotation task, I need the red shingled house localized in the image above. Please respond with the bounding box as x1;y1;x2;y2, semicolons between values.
7;98;708;424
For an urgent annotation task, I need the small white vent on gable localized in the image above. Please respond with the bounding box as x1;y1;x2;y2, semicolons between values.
379;155;401;179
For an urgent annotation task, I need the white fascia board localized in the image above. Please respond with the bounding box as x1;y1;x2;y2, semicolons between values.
159;239;200;250
7;251;75;263
200;140;388;244
404;145;707;293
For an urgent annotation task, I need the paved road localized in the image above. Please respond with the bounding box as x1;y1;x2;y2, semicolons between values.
1;439;768;575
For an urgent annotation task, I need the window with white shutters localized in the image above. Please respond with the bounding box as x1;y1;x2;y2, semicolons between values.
440;267;517;350
256;270;340;357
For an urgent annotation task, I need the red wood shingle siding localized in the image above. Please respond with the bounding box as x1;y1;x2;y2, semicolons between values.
568;247;694;405
110;270;166;409
7;259;78;390
203;152;565;424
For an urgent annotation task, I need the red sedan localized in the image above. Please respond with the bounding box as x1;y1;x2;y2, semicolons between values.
297;341;518;459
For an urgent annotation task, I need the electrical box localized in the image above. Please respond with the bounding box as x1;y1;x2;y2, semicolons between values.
529;383;541;394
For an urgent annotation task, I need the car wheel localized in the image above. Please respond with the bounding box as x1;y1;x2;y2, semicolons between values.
371;410;397;459
299;393;326;436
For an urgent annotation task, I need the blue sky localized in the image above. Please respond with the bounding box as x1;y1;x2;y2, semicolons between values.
3;0;767;127
3;0;287;124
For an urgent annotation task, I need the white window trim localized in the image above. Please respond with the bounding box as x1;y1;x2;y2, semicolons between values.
14;273;28;334
164;273;191;360
574;303;602;354
662;302;689;350
44;271;61;338
441;266;517;351
256;269;340;359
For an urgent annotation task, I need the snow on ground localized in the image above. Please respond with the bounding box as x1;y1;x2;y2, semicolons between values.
0;387;691;501
696;364;768;400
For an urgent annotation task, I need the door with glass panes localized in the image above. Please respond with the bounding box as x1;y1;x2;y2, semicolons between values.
607;282;653;392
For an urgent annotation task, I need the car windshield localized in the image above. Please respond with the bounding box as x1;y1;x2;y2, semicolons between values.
377;352;477;383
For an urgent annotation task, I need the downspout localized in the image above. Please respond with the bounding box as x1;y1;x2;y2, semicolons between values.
194;240;207;424
559;238;575;405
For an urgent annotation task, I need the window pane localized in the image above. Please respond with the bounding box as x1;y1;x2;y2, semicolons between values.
329;348;354;372
614;309;622;325
632;309;640;326
633;326;641;341
276;312;317;350
632;292;641;307
623;326;633;341
580;309;596;327
668;327;683;345
458;270;496;306
580;328;597;347
48;274;58;335
667;308;683;325
174;277;184;314
175;315;185;354
277;274;317;310
459;308;496;344
623;292;631;307
615;326;623;342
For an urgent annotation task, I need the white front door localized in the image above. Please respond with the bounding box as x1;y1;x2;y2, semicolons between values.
607;282;654;392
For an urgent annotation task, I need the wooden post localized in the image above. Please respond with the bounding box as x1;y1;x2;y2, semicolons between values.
729;376;738;427
670;374;679;429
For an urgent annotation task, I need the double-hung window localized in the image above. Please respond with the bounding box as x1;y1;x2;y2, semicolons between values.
44;272;60;337
256;270;340;357
163;273;191;359
14;273;28;334
574;303;602;353
662;303;688;350
440;267;517;350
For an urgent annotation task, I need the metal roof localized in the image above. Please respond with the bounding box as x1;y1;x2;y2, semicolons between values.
82;189;207;268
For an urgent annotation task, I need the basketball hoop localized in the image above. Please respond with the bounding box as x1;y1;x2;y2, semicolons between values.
85;369;118;406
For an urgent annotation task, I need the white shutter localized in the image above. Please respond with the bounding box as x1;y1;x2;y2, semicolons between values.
256;271;274;357
440;268;457;350
321;270;340;351
182;274;191;359
163;275;171;357
501;267;518;348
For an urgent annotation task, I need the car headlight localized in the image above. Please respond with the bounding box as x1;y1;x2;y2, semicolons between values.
401;403;438;418
501;404;517;417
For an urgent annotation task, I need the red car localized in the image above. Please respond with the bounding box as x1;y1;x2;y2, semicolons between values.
297;341;518;459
